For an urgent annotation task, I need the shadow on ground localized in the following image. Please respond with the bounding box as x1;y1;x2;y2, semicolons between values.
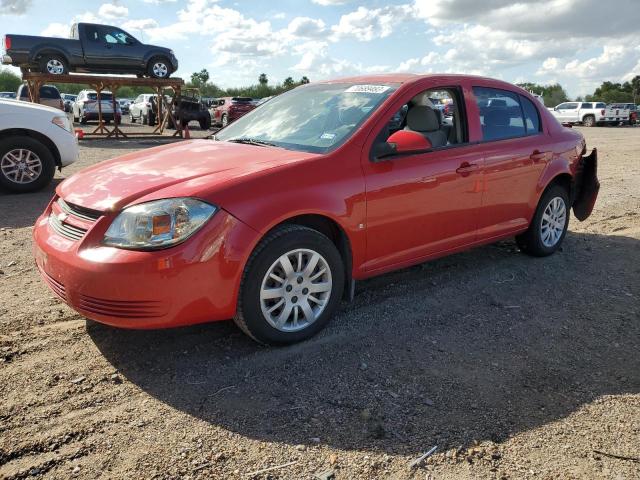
86;231;638;454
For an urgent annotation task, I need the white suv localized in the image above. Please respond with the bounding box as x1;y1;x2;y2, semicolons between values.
0;99;78;192
129;94;155;124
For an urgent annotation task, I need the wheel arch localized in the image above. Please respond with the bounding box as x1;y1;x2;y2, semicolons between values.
0;128;61;167
249;213;355;301
30;47;69;65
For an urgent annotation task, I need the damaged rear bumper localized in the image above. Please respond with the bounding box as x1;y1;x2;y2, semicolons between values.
572;148;600;221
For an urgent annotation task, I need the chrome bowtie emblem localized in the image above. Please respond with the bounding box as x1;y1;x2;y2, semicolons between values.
57;212;68;222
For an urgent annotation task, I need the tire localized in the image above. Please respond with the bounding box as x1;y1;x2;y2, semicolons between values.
147;111;156;126
72;109;79;123
221;114;229;128
516;184;570;257
147;56;171;79
130;113;136;123
0;136;56;193
582;115;595;127
234;225;345;345
199;114;211;130
38;54;68;75
80;111;87;125
142;113;148;125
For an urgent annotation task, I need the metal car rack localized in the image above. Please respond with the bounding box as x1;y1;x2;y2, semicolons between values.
21;73;186;139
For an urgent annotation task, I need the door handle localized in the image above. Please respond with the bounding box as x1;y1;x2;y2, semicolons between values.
456;162;479;175
530;151;548;162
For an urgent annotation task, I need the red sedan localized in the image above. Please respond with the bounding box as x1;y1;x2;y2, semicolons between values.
33;74;600;344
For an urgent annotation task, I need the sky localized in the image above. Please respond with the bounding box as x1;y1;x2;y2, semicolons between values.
1;0;639;97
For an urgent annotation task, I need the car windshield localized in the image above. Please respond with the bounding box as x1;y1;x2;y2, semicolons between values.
87;93;113;101
215;83;398;153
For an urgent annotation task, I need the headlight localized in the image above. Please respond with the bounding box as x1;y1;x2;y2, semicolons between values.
103;198;217;250
51;115;72;132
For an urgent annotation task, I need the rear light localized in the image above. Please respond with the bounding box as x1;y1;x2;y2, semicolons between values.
601;109;605;115
4;35;11;50
59;100;63;110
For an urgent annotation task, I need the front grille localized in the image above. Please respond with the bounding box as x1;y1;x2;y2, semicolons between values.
49;213;87;241
77;294;165;318
57;198;102;222
38;267;67;301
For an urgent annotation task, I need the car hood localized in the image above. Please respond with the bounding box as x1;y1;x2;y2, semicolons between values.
58;140;319;212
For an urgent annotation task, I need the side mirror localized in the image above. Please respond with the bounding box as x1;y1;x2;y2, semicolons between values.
388;130;432;153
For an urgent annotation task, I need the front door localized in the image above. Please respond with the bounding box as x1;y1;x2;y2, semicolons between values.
361;86;484;273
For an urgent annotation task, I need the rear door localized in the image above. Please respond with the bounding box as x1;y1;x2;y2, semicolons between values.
471;86;551;239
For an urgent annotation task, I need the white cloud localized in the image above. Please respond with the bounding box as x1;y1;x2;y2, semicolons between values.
312;0;349;5
0;0;31;14
331;5;415;41
142;0;177;3
287;17;327;38
98;3;129;19
41;22;70;38
122;18;160;31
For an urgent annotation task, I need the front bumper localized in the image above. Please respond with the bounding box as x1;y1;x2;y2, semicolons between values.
33;199;257;329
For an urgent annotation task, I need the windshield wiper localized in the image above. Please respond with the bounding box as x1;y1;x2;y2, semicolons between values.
227;137;278;147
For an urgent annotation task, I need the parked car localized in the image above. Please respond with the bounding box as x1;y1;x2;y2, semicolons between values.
549;101;610;126
609;103;637;125
0;91;16;99
2;23;178;78
72;89;121;124
17;83;64;110
118;98;132;115
150;89;211;130
0;98;77;192
61;93;77;113
33;74;599;345
211;97;255;127
129;93;155;124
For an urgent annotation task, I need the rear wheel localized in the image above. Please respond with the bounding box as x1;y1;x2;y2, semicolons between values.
199;114;211;130
234;225;345;345
221;113;229;128
582;115;595;127
39;54;68;75
129;113;136;123
0;136;56;193
516;184;569;257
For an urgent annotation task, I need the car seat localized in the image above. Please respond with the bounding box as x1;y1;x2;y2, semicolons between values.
404;106;448;147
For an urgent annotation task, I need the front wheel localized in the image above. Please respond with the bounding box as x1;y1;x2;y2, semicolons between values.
221;114;228;127
0;136;56;193
234;225;345;345
516;184;569;257
147;57;171;79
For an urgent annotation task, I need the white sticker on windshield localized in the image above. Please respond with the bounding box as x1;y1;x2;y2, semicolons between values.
344;85;390;94
320;132;336;140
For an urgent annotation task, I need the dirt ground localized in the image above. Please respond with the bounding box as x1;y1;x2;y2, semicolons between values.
0;125;638;480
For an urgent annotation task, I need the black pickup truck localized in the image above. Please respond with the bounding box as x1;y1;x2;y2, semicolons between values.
2;23;178;78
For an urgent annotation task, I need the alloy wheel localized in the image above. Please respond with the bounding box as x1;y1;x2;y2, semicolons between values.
1;149;42;184
153;63;168;78
540;196;567;247
259;248;332;332
46;59;64;75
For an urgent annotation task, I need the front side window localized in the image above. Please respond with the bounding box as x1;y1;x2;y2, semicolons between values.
216;83;398;153
473;87;526;141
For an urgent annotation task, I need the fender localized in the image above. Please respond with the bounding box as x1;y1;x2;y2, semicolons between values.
142;49;171;66
29;45;70;64
531;152;573;210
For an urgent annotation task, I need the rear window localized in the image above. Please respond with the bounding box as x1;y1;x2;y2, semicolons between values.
596;103;606;109
520;95;541;134
87;92;113;101
40;86;60;99
231;97;253;103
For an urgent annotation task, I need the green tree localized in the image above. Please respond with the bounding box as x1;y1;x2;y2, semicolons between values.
0;68;22;93
517;82;568;107
300;76;310;84
191;69;210;86
586;77;639;103
258;73;268;85
283;76;295;89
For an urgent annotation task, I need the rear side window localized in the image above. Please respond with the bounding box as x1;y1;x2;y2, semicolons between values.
520;95;541;134
473;86;528;141
581;102;592;109
40;86;60;99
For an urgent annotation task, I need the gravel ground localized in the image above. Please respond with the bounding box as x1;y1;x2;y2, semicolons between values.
0;126;639;480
